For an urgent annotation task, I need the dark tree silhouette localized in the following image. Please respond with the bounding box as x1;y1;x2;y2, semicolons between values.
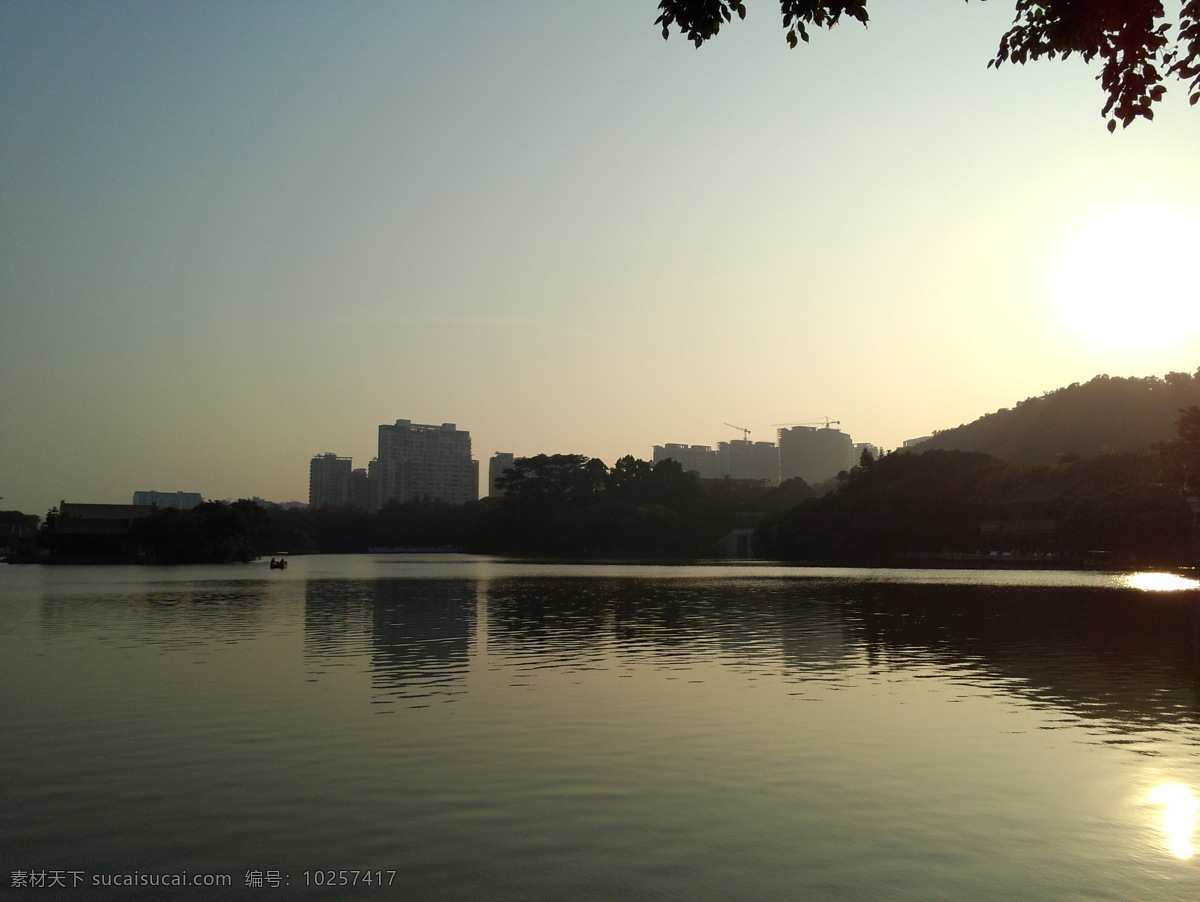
1167;404;1200;493
134;500;274;563
654;0;1200;129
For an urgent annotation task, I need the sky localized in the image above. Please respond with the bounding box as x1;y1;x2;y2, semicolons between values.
2;1;1199;515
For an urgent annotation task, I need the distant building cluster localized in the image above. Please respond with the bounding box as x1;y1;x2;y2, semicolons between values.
310;420;479;510
310;417;889;510
653;426;882;487
652;440;780;484
308;453;366;509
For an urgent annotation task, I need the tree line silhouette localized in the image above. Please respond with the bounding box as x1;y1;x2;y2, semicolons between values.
266;455;809;560
18;399;1200;567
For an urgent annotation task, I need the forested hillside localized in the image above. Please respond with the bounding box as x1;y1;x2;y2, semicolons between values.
917;371;1200;464
753;447;1194;566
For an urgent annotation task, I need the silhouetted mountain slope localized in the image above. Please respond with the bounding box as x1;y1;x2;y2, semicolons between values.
917;371;1200;464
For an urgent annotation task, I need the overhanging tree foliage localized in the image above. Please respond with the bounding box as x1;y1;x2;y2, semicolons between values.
654;0;1200;129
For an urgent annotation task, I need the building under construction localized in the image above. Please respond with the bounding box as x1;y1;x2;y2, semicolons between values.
777;423;854;485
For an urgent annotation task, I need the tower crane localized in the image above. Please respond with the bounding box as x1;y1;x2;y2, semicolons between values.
723;422;751;441
771;417;841;429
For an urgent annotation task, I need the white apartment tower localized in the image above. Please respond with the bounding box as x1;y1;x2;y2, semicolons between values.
377;420;479;507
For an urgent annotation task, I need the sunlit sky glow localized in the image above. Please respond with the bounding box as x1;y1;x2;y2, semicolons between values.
2;1;1198;513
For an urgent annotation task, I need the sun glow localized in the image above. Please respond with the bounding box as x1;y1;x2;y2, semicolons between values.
1147;782;1199;859
1050;201;1200;353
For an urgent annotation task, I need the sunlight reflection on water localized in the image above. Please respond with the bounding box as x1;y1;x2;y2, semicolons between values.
1122;572;1200;592
1147;782;1199;859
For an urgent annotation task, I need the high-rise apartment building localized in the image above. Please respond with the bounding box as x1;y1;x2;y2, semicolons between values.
348;468;373;510
778;425;854;485
852;443;882;467
131;490;204;510
718;440;780;486
652;443;720;479
376;420;479;507
309;453;353;508
489;452;516;497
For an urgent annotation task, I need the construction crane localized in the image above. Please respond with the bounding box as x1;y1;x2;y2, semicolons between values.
723;422;751;441
771;417;841;429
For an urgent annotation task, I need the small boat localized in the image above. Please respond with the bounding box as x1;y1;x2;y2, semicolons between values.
269;557;288;570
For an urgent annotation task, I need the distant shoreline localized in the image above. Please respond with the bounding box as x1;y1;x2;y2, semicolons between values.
7;550;1194;575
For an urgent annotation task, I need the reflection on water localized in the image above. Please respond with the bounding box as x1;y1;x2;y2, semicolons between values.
3;558;1200;901
1124;571;1200;592
296;572;1200;743
304;579;475;706
1148;782;1199;859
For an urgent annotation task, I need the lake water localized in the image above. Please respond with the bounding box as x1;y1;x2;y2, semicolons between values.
3;555;1199;900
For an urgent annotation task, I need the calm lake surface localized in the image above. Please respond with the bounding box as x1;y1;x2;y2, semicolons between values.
3;555;1200;900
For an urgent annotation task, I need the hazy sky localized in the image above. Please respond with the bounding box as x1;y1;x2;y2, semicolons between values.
3;1;1199;515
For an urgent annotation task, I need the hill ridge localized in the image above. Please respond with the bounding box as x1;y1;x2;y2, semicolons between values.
914;370;1200;465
